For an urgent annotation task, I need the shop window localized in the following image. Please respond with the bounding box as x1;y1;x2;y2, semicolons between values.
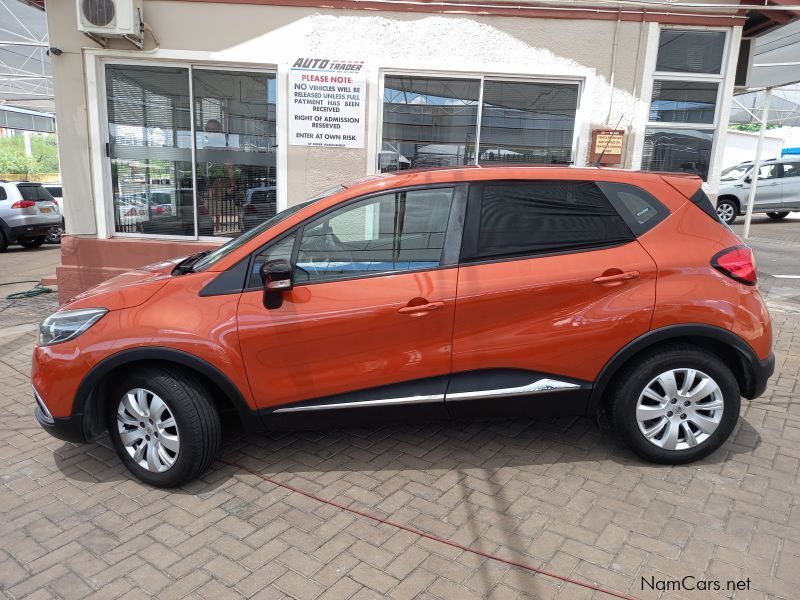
649;80;718;124
105;64;276;239
296;188;454;282
381;76;480;171
380;76;579;172
479;81;578;165
656;29;725;75
641;128;714;180
466;181;633;261
642;29;726;181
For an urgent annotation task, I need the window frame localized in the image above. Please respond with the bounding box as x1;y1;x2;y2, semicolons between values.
98;58;280;242
377;70;584;172
460;180;637;265
640;26;730;182
243;183;468;291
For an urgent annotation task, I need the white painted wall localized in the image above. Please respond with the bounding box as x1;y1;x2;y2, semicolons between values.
722;130;784;168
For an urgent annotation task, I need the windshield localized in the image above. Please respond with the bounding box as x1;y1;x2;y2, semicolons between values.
720;164;752;181
192;186;343;272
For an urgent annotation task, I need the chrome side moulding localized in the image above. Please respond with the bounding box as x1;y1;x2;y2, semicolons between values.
446;378;580;401
273;394;445;414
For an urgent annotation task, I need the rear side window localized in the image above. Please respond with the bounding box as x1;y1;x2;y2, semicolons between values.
464;181;634;261
596;182;670;235
17;184;39;201
689;188;724;224
782;163;800;178
0;187;6;201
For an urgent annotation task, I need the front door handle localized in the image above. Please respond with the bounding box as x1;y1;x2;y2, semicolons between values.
592;270;640;285
398;301;445;315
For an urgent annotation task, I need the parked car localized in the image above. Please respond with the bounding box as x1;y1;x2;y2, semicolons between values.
32;167;774;487
715;157;800;224
42;183;65;244
240;185;277;231
0;181;62;251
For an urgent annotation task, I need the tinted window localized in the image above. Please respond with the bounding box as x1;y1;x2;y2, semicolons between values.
781;163;800;178
596;182;670;235
296;188;454;283
0;187;6;201
656;30;725;74
17;184;49;201
468;182;633;260
46;186;62;197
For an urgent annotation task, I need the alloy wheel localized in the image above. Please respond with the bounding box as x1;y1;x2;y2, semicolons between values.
116;388;180;472
716;203;735;223
636;368;724;451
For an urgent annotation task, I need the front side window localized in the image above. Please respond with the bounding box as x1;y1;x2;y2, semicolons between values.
467;181;633;261
295;188;454;283
757;164;780;180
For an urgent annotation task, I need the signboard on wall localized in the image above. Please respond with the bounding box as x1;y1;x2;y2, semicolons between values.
590;129;625;165
288;58;366;149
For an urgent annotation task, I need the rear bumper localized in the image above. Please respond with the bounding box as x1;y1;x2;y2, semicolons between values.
9;222;59;241
745;351;775;400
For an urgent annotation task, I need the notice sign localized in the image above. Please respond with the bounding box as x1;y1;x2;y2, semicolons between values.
289;58;366;148
590;129;625;165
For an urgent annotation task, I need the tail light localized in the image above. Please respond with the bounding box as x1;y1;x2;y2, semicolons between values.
711;246;757;286
11;200;36;208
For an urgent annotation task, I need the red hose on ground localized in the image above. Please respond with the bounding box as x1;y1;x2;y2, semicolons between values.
219;458;636;600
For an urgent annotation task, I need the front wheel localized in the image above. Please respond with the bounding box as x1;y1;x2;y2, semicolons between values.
609;346;740;464
766;211;789;220
715;200;738;225
108;367;221;487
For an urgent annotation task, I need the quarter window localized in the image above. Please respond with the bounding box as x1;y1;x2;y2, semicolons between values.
596;182;670;235
296;188;454;283
467;181;633;261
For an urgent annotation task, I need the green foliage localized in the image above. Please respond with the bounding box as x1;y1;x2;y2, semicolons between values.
729;123;779;133
0;133;60;175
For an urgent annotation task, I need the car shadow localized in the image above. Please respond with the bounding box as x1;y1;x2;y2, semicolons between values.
53;414;762;489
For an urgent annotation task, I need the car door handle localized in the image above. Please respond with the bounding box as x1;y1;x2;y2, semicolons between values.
398;301;445;315
592;270;640;285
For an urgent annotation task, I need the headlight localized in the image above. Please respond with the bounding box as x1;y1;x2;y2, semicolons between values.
38;308;108;347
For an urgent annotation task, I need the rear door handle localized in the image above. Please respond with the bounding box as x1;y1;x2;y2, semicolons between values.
398;301;445;315
592;270;640;285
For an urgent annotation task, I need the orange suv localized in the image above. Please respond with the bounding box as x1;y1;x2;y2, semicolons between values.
33;167;774;487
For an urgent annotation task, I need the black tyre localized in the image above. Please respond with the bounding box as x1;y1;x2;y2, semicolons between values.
107;367;221;487
766;211;789;220
715;199;738;225
19;236;46;248
0;230;7;253
609;346;740;464
45;227;63;244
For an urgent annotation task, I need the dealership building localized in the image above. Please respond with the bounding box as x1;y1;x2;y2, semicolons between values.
46;0;793;300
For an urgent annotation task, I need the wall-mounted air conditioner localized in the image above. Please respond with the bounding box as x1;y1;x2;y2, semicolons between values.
77;0;143;38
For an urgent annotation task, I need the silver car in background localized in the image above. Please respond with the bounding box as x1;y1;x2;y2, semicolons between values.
715;157;800;224
0;181;62;251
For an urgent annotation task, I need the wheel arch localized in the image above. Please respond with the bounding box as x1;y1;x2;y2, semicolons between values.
588;324;762;415
76;347;262;441
716;195;741;214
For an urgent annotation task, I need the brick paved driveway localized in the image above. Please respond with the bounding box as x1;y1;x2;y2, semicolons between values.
1;255;799;599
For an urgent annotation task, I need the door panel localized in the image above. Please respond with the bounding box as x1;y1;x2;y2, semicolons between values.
238;266;458;412
750;163;783;208
450;241;657;415
780;162;800;209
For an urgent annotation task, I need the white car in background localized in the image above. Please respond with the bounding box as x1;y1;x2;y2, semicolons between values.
42;183;65;244
715;157;800;224
0;181;62;251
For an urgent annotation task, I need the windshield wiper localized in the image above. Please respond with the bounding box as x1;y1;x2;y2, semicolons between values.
173;251;211;275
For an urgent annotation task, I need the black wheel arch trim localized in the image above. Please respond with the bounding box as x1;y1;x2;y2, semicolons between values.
74;347;262;436
588;323;771;413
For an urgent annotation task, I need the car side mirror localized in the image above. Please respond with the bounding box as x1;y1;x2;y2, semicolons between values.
744;176;752;183
260;259;293;309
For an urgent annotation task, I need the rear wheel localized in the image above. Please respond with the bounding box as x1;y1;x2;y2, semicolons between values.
19;237;45;248
715;199;738;225
107;367;221;487
766;211;789;220
609;346;740;464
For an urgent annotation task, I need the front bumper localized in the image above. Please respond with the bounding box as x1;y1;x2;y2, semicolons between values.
33;387;86;443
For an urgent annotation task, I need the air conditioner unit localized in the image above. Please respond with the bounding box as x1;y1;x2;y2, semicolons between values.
77;0;143;38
